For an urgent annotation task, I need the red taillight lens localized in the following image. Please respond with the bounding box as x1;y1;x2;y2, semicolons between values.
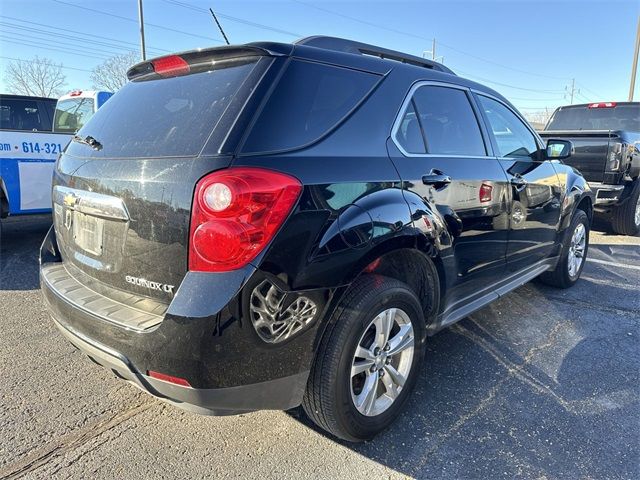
479;182;493;203
152;55;190;77
147;370;191;387
189;167;302;272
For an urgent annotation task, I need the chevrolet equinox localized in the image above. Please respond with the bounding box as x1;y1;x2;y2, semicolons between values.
40;36;593;441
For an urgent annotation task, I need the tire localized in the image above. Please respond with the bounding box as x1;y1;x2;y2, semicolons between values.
302;275;426;442
539;209;589;289
611;180;640;236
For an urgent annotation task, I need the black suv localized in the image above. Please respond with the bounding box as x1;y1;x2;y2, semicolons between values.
40;36;593;441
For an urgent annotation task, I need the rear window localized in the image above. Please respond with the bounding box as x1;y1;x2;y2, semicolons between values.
241;60;379;153
66;58;264;158
0;98;50;131
546;104;640;131
54;97;95;133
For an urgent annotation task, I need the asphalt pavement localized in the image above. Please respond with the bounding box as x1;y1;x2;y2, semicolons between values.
0;215;638;479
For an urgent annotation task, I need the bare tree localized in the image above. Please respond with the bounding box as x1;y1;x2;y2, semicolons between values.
5;57;67;97
90;52;139;91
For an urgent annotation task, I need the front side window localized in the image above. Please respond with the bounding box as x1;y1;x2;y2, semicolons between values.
478;95;539;159
0;98;45;131
395;85;486;156
54;97;96;133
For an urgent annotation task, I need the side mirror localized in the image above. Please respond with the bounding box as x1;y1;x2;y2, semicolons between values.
545;139;574;160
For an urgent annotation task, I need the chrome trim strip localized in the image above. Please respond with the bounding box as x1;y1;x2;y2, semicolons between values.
53;186;130;221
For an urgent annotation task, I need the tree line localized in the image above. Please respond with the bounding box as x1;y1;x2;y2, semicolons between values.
4;51;138;97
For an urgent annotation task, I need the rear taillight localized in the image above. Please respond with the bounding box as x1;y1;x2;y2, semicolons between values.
479;182;493;203
608;142;623;171
152;55;190;77
189;167;302;272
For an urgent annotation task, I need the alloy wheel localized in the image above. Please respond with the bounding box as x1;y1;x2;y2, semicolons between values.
568;223;586;277
350;308;415;417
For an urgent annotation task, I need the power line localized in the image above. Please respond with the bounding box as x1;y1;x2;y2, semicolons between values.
0;24;140;59
0;55;92;73
291;0;570;81
52;0;224;43
0;15;170;55
575;82;605;100
160;0;302;37
453;67;565;93
0;34;111;61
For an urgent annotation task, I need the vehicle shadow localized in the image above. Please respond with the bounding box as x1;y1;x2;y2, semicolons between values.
0;215;51;290
287;282;640;478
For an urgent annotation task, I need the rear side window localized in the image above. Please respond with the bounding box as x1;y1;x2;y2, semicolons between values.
54;97;95;133
0;98;48;131
478;95;538;159
395;85;486;156
66;58;263;158
241;60;379;153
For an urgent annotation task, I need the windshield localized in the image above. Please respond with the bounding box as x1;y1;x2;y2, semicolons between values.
546;104;640;131
66;57;265;159
54;97;96;133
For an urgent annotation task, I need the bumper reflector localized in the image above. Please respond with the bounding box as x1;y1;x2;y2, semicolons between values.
148;370;192;387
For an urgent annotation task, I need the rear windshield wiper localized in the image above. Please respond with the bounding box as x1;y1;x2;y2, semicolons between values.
72;135;103;151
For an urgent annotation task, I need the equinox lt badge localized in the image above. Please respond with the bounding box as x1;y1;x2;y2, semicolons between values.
125;275;175;294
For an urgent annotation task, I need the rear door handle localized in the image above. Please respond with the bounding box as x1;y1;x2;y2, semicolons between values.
422;170;452;189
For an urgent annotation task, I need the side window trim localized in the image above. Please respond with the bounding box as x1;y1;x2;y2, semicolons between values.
391;80;492;158
471;90;543;161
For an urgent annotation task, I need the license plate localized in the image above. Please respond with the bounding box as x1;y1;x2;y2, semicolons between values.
72;212;104;256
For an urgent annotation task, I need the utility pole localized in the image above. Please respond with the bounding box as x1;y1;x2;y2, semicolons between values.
138;0;146;61
565;78;579;104
629;15;640;101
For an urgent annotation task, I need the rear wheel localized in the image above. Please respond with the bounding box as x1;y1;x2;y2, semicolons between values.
611;179;640;236
539;209;589;288
302;275;426;442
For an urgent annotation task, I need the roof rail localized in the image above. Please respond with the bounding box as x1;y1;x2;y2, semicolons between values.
295;36;455;75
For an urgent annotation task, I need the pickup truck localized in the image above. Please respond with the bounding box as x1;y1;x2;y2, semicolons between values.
539;101;640;235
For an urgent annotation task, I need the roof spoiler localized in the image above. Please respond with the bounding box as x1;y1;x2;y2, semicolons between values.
126;45;281;81
295;36;455;75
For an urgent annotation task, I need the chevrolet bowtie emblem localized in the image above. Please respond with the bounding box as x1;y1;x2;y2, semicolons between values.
63;193;78;207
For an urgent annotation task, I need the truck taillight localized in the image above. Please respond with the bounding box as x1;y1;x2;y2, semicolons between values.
189;168;302;272
608;142;623;171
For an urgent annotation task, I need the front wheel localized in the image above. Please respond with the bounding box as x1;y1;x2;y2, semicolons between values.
611;180;640;236
539;209;590;288
302;275;426;442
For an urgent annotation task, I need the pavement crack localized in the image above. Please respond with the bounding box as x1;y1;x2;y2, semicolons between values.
0;401;154;479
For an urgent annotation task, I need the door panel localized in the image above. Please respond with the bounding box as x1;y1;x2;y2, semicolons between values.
475;94;562;272
389;83;510;313
499;159;563;270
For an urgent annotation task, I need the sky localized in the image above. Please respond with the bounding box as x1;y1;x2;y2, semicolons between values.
0;0;638;117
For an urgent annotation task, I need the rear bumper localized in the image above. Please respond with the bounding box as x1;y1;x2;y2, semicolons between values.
52;316;307;414
39;226;331;414
590;182;625;206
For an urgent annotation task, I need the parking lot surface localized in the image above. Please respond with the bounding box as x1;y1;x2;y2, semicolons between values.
1;216;638;479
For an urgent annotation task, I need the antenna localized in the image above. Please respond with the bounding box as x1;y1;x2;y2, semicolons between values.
209;7;230;45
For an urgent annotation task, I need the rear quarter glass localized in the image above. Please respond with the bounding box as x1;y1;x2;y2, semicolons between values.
65;57;266;159
240;59;380;154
